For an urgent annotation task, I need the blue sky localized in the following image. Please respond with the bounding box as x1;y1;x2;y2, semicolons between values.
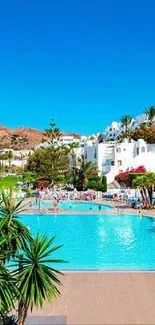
0;0;155;134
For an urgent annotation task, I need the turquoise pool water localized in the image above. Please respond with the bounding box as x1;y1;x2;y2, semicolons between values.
20;214;155;270
33;201;112;211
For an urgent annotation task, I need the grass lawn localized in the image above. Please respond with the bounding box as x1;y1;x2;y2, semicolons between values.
0;176;22;189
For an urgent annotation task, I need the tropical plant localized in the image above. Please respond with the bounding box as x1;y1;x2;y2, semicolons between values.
144;106;155;126
132;173;155;204
0;188;32;260
0;190;65;325
130;125;155;143
27;121;69;185
13;235;64;325
0;218;20;321
68;143;79;187
76;156;98;190
43;119;62;146
120;115;132;133
8;151;13;170
98;134;104;143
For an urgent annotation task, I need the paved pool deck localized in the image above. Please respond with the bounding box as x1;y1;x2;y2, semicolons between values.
30;271;155;324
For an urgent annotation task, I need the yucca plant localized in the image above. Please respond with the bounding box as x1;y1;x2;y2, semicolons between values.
0;188;65;325
13;235;64;325
0;188;32;261
0;218;20;322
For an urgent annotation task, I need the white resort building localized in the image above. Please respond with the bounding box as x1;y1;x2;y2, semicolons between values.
102;113;150;142
81;138;155;184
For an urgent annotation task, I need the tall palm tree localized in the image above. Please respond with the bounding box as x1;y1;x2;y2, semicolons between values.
120;115;132;133
13;235;64;325
68;143;79;186
144;106;155;126
8;150;13;170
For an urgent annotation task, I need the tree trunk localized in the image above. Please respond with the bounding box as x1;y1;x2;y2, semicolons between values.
140;189;145;201
148;187;153;205
18;302;28;325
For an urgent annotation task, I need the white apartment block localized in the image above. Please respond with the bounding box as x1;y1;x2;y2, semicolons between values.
83;138;155;184
102;113;150;141
35;134;88;149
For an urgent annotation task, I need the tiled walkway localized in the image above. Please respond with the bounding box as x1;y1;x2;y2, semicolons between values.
31;272;155;324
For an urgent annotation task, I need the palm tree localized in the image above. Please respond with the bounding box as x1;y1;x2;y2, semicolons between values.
98;134;103;143
8;151;13;170
68;143;79;186
144;106;155;126
132;173;155;205
132;175;147;201
13;235;64;325
0;188;32;260
77;155;98;190
120;115;132;133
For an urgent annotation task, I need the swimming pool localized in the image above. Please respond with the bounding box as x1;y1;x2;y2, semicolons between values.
33;201;112;211
20;213;155;270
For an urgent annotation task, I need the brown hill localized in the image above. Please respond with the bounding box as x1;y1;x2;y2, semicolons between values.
0;126;44;150
0;126;81;150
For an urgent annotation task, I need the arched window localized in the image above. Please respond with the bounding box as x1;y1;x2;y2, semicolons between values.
85;150;87;160
94;149;97;158
116;147;121;153
137;147;139;155
141;146;145;153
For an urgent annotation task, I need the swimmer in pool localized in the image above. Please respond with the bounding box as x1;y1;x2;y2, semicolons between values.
98;205;101;212
138;211;143;218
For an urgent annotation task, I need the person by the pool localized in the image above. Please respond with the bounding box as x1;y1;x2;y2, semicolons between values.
53;199;58;211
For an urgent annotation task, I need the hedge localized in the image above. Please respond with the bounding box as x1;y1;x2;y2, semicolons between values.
88;174;101;182
86;181;107;192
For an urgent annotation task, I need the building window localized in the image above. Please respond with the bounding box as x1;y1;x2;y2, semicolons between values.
141;146;145;153
117;160;122;167
116;147;121;153
94;149;97;159
124;148;126;151
111;161;114;166
137;148;139;155
85;150;87;159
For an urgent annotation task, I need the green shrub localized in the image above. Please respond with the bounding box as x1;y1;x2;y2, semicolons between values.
101;175;107;192
88;174;101;182
129;172;150;184
86;181;106;192
55;175;65;183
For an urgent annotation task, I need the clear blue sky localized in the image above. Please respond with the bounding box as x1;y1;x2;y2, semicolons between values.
0;0;155;135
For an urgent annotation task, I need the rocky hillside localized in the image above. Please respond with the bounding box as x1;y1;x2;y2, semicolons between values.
0;126;81;150
0;126;44;150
